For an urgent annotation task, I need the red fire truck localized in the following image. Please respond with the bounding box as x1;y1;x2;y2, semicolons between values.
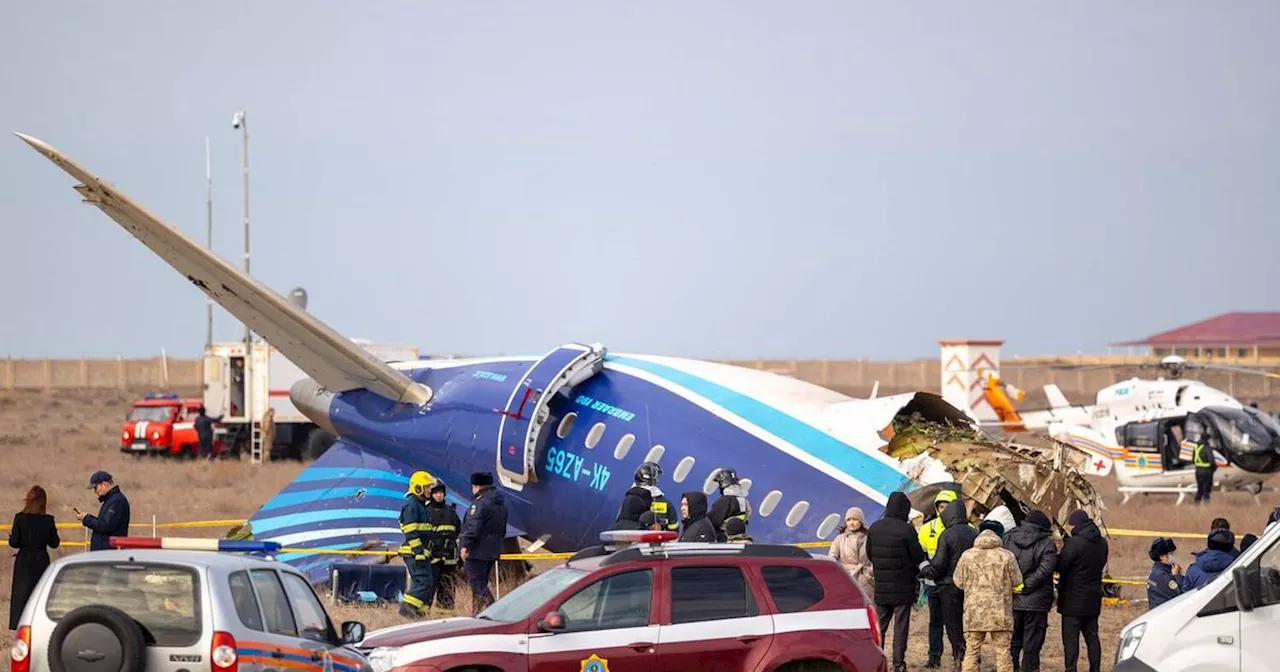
119;393;222;458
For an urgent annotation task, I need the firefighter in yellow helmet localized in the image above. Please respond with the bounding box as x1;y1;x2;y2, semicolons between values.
398;471;436;618
917;488;959;668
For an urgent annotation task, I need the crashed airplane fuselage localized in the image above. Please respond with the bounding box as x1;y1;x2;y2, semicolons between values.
16;132;1106;582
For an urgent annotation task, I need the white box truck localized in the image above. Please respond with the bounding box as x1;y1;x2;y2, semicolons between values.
202;338;420;460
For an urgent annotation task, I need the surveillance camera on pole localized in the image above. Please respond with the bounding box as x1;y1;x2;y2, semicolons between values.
232;111;244;130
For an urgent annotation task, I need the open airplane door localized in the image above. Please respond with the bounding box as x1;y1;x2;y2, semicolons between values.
496;343;607;489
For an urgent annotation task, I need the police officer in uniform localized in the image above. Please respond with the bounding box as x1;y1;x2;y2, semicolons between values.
424;480;461;611
708;468;751;542
459;471;508;615
1188;415;1217;504
1146;537;1185;610
398;471;435;618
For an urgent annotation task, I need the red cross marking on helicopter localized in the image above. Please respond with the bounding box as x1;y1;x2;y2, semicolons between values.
1095;459;1106;470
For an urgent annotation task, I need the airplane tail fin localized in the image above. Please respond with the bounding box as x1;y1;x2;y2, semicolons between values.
1044;384;1071;409
16;133;428;406
235;440;418;584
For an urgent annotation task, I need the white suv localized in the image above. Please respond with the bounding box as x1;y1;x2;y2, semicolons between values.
11;539;372;672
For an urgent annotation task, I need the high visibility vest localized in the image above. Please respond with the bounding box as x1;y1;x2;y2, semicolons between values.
1193;443;1213;468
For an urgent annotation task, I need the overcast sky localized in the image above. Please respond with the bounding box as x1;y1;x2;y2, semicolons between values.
3;2;1277;360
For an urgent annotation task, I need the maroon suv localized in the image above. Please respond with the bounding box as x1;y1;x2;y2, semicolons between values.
358;531;886;672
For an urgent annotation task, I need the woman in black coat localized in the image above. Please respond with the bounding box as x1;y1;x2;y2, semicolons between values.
9;485;60;630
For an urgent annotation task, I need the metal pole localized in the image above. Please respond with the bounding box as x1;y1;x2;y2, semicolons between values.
237;110;253;458
205;137;213;349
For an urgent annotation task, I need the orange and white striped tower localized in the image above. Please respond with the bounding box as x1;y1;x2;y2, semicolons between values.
938;339;1004;424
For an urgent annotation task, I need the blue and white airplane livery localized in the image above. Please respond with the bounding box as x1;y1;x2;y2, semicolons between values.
18;133;973;583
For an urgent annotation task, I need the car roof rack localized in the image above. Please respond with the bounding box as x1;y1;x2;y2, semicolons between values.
600;542;814;566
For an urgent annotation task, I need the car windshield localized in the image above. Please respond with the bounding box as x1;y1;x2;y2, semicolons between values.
45;562;201;647
128;406;174;422
475;566;588;623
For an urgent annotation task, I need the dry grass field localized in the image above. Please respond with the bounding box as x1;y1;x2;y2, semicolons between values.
2;387;1277;670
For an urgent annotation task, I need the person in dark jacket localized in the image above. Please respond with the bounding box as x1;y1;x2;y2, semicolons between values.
708;468;751;542
631;462;679;532
424;481;462;612
1146;537;1185;610
76;471;129;551
1209;518;1239;558
1241;533;1259;553
10;486;60;630
611;484;653;531
724;517;753;543
398;471;435;618
921;499;977;669
193;406;223;460
1185;528;1236;590
458;472;508;615
1003;510;1058;672
638;511;660;531
866;491;927;672
1056;509;1108;672
678;491;717;542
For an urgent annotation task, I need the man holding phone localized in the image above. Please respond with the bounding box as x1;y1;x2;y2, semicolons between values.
75;471;131;551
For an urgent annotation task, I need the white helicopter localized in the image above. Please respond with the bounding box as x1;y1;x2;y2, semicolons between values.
1000;355;1280;504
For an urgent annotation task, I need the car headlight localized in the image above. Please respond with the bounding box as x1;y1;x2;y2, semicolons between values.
1116;622;1146;662
366;648;395;672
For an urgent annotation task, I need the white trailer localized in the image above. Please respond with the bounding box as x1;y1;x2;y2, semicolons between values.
202;338;420;460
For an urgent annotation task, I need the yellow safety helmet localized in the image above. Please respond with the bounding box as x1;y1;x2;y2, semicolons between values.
934;489;958;505
408;471;435;497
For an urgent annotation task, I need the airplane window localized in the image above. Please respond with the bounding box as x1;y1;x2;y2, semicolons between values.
585;422;606;449
614;434;635;460
816;513;841;539
739;478;753;496
557;413;577;440
759;490;783;517
644;445;665;464
673;457;695;483
785;501;810;528
703;469;723;496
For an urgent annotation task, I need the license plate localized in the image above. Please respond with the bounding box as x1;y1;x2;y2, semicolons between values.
131;442;148;451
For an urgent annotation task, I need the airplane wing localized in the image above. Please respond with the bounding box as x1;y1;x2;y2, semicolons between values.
16;133;429;405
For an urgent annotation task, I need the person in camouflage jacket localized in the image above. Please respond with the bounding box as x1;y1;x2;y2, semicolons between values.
953;528;1023;672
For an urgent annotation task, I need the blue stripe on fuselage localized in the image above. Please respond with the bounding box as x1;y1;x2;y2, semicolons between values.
606;356;911;496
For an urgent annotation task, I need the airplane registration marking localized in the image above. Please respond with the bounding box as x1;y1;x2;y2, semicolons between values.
546;446;611;491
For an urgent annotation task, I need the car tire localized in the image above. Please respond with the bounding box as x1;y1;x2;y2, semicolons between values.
47;605;146;672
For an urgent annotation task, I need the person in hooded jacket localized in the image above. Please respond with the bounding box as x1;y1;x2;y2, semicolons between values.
1055;509;1108;672
678;491;716;543
1185;528;1236;590
1003;510;1057;672
866;491;928;672
830;506;874;599
922;499;978;669
611;483;653;531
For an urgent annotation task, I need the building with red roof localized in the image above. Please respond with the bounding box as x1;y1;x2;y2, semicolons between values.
1113;312;1280;360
